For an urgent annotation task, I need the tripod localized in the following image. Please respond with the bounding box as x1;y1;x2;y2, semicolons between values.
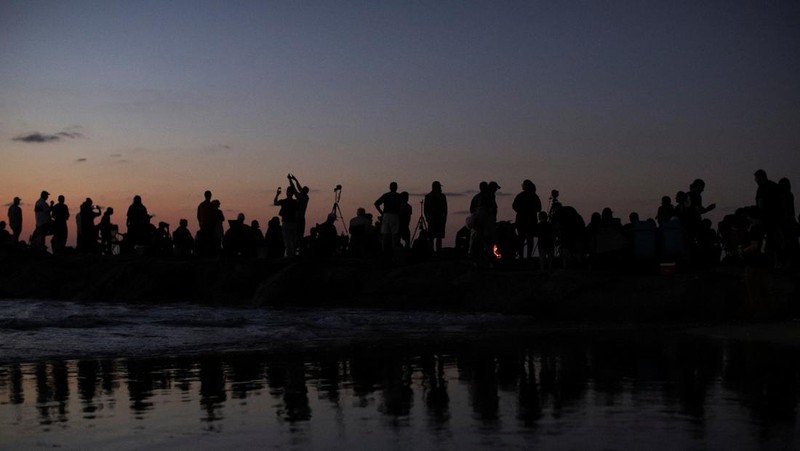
331;185;348;235
411;200;427;244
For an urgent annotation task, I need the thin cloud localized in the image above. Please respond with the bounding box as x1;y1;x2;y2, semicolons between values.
75;158;87;163
12;131;85;143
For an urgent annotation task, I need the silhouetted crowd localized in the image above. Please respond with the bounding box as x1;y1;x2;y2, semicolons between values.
3;170;799;274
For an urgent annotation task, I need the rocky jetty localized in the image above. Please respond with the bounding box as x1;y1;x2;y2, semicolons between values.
1;247;797;321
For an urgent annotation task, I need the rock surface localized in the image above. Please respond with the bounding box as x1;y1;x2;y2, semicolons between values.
1;248;797;321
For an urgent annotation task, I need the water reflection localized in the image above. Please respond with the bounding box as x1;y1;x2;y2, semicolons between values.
2;332;799;448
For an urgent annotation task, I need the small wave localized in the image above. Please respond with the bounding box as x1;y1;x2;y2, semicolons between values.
0;315;126;331
155;317;249;328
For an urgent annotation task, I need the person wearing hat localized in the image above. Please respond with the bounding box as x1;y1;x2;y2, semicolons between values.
7;196;22;243
32;190;52;250
424;181;448;253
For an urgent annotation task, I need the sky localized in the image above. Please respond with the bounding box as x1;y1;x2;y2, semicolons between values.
2;0;799;246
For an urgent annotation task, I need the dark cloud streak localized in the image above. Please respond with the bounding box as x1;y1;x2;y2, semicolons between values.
12;131;85;143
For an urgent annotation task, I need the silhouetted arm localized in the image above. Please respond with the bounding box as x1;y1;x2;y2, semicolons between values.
374;197;383;216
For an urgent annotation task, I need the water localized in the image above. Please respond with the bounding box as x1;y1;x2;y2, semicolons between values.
1;299;799;450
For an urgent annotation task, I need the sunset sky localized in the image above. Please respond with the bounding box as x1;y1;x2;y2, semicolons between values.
2;1;798;246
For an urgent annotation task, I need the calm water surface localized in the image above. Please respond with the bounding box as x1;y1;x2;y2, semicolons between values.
1;299;799;450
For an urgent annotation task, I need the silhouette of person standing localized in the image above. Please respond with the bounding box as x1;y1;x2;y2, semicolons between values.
424;181;447;253
197;190;215;257
172;218;194;258
470;181;500;263
99;207;116;255
754;169;782;267
274;185;299;257
512;180;542;259
265;216;284;259
32;190;53;251
656;195;675;227
288;174;309;239
78;198;101;253
399;191;412;249
7;197;22;244
126;195;150;247
469;182;488;259
50;195;70;255
778;178;798;264
212;199;225;254
374;182;402;256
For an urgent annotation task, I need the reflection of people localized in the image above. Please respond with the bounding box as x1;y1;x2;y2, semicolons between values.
424;181;447;253
8;196;22;243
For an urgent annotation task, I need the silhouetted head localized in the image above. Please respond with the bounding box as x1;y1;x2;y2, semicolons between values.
690;179;705;192
212;200;221;207
431;181;442;191
400;191;409;202
204;190;212;201
538;211;548;222
106;207;114;215
754;169;768;184
133;195;142;204
488;181;501;191
251;219;260;229
302;186;309;194
479;181;488;192
286;186;297;196
389;182;398;192
661;195;671;205
778;177;791;191
357;207;366;216
13;197;20;205
58;195;65;203
522;179;535;192
40;191;49;199
601;208;613;220
237;213;245;222
675;191;686;204
629;212;640;223
590;212;601;224
269;216;281;227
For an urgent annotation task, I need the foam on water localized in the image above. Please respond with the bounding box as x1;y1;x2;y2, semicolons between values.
0;298;511;363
